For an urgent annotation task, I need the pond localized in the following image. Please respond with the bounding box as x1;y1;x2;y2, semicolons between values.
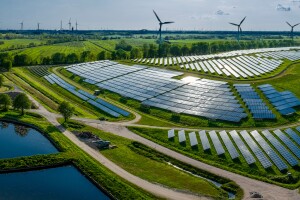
0;165;111;200
0;121;58;158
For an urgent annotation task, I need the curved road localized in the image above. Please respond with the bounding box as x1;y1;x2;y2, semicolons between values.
26;90;300;200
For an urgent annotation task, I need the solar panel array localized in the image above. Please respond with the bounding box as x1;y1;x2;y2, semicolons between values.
67;60;146;84
208;131;225;155
43;74;130;118
133;48;300;78
234;84;275;119
229;130;256;165
168;128;299;170
273;129;300;159
285;128;300;146
144;79;247;122
261;130;298;167
240;130;273;169
189;132;198;146
258;84;300;115
219;131;239;159
65;62;247;122
257;50;300;61
251;130;288;171
199;130;211;151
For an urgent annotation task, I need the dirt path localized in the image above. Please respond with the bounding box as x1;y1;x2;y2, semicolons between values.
83;122;300;200
28;97;207;200
26;90;300;200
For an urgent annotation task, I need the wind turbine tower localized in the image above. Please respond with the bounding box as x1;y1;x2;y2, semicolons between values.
153;10;174;44
37;22;40;30
68;18;72;31
20;21;24;30
229;17;246;43
286;22;300;41
76;21;78;31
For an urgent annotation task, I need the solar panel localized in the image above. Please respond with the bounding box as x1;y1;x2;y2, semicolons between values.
219;131;239;159
208;131;225;155
239;130;272;168
168;129;175;139
250;130;288;171
199;130;210;151
261;130;298;167
273;129;300;159
285;128;300;146
178;130;186;143
229;130;255;165
189;132;198;146
87;100;120;118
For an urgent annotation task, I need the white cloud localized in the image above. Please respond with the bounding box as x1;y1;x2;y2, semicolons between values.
277;4;291;11
216;10;230;15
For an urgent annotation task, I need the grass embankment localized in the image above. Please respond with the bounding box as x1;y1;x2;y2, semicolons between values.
9;67;131;121
0;110;156;199
59;118;241;199
129;127;300;190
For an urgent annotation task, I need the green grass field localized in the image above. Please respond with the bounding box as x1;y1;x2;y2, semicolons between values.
12;41;103;62
59;119;230;199
128;126;300;189
0;39;45;51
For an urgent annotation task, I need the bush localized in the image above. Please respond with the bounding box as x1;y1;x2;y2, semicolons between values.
171;113;180;122
140;104;150;113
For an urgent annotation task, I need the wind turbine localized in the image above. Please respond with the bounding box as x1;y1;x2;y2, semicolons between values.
229;16;246;43
37;22;41;30
153;10;174;44
60;20;63;30
286;21;300;41
68;18;72;30
75;20;78;31
20;21;24;30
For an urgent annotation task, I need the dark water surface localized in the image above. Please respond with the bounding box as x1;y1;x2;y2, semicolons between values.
0;122;58;158
0;166;111;200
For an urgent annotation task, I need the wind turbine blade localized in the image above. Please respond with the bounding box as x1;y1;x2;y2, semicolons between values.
239;16;246;25
239;27;242;34
229;22;239;26
163;21;174;24
153;10;162;23
293;23;300;27
286;21;292;27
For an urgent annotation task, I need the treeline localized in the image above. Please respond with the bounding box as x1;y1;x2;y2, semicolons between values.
128;39;299;58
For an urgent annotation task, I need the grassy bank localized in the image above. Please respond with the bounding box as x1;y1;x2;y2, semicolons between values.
129;126;300;190
0;110;157;199
59;118;240;199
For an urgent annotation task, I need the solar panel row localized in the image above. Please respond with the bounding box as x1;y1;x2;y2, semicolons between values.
234;84;275;119
258;84;300;115
43;74;130;117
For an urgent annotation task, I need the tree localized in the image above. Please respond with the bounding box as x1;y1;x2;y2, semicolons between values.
0;75;4;88
0;94;12;111
80;51;95;62
130;47;142;59
58;101;74;123
66;53;79;64
115;40;132;51
97;51;107;60
2;60;12;71
13;54;32;66
13;93;31;115
52;53;66;64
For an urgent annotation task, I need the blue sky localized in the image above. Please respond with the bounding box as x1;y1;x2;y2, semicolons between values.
0;0;300;31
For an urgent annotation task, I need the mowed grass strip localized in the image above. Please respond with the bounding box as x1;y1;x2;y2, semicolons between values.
128;127;300;189
60;119;225;199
